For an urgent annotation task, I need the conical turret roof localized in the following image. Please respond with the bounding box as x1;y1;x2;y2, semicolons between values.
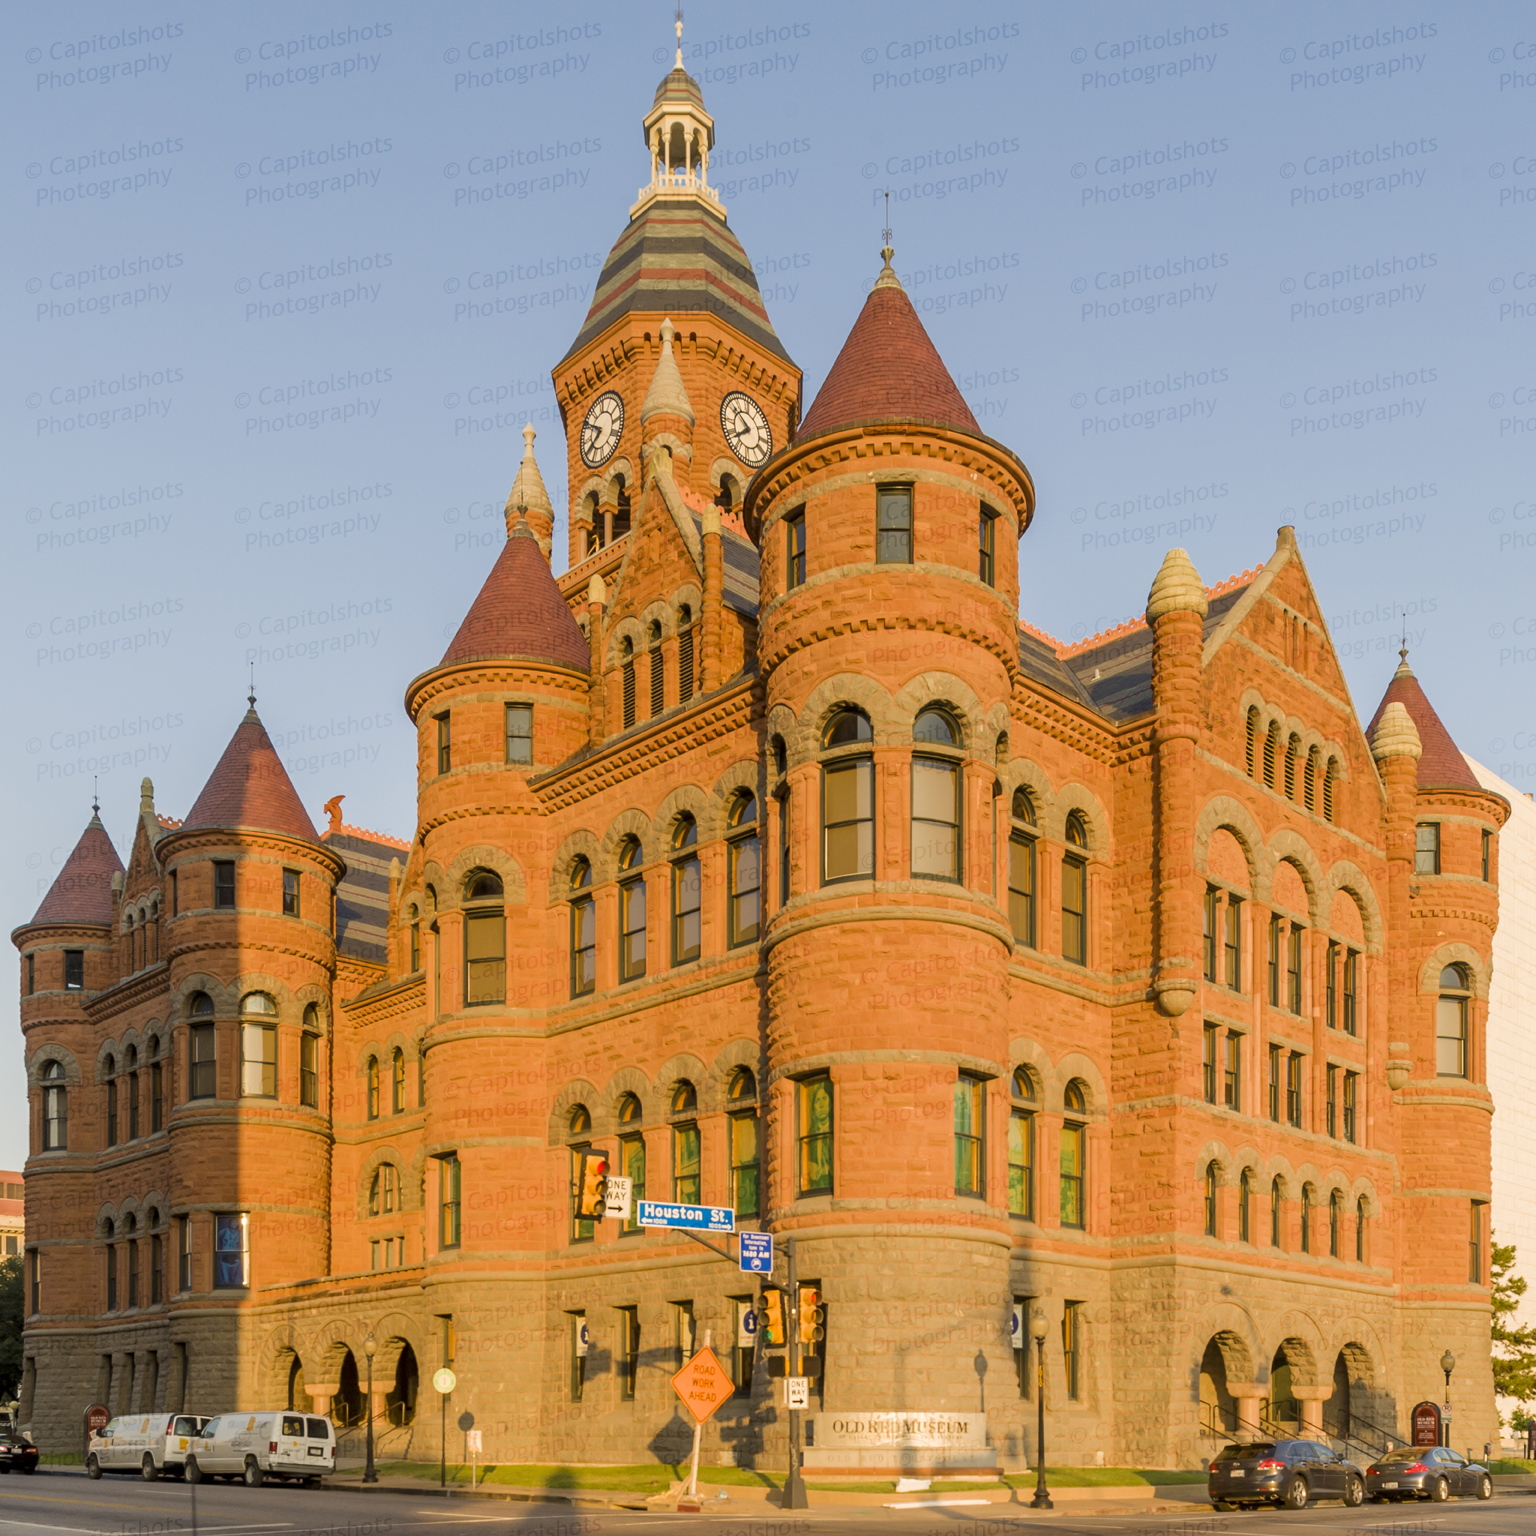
798;252;980;443
29;810;123;925
440;520;591;672
1365;656;1478;789
183;704;320;840
505;423;554;525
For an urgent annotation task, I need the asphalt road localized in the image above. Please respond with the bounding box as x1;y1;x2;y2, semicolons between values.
0;1468;1528;1536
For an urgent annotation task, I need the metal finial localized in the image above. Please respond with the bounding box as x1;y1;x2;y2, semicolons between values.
249;663;257;711
675;5;684;67
882;191;892;265
93;777;99;816
1400;607;1408;665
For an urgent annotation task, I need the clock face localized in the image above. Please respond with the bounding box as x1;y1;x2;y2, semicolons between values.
720;391;773;467
580;391;625;468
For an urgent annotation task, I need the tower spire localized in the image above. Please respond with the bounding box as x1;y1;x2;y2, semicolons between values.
675;4;684;68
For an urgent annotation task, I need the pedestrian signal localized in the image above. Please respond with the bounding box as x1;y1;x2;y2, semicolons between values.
576;1150;608;1219
757;1287;785;1346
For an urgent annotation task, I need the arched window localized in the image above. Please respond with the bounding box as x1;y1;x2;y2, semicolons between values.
1239;1169;1252;1242
1263;722;1280;789
370;1163;398;1217
822;708;875;883
126;1045;140;1140
570;858;596;997
671;1079;700;1204
240;993;277;1099
618;838;646;981
1062;813;1089;965
1204;1162;1219;1237
648;621;665;717
1436;964;1470;1077
42;1060;68;1150
671;816;701;965
1300;1184;1313;1253
391;1048;406;1114
569;1103;591;1135
1245;708;1259;777
727;793;761;947
1270;1177;1284;1248
366;1056;380;1120
1060;1081;1086;1229
105;1053;119;1146
1284;734;1300;800
1009;1069;1036;1219
300;1004;321;1108
1329;1189;1343;1257
1304;746;1319;812
617;1093;645;1233
678;604;695;699
771;735;787;776
1009;789;1037;947
620;637;637;729
1356;1196;1367;1263
1322;757;1337;821
464;873;505;1007
912;709;962;883
728;1068;759;1217
188;993;216;1100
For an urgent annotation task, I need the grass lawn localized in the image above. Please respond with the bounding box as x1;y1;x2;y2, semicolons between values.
333;1460;1206;1494
1489;1458;1536;1474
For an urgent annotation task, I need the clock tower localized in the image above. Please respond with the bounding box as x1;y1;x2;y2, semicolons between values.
553;23;800;566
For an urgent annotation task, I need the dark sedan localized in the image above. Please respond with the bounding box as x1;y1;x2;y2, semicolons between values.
0;1429;40;1474
1365;1445;1493;1502
1209;1438;1365;1510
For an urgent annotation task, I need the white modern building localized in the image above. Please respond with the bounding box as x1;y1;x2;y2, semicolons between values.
1470;760;1536;1442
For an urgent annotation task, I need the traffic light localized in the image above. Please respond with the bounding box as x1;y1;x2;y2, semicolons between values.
800;1286;825;1345
758;1287;785;1346
575;1150;608;1219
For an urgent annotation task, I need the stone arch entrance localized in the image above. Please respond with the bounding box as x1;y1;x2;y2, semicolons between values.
1323;1351;1351;1440
387;1341;419;1426
1200;1339;1238;1436
280;1349;311;1412
333;1350;365;1428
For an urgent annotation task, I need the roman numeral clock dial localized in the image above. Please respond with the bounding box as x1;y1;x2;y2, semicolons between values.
580;390;624;468
720;391;773;467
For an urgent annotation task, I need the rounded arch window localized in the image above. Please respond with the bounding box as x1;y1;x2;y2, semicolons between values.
568;1103;592;1137
569;858;596;998
672;814;698;851
728;1066;757;1102
1436;964;1471;1077
570;856;592;892
618;1092;642;1125
303;1002;321;1030
771;734;787;775
465;869;503;902
727;793;761;948
366;1056;381;1120
1064;1079;1087;1113
42;1059;68;1150
126;1045;137;1070
913;706;959;747
671;1080;698;1115
464;870;506;1007
43;1060;65;1084
145;1035;158;1061
1204;1161;1219;1236
1011;1067;1036;1101
240;992;276;1015
1012;788;1036;825
730;791;757;828
188;992;214;1018
620;635;634;659
424;884;437;912
618;839;646;982
823;707;873;749
618;836;642;873
146;1206;159;1229
104;1052;116;1078
1066;811;1089;849
369;1162;399;1217
391;1047;406;1114
124;1213;137;1235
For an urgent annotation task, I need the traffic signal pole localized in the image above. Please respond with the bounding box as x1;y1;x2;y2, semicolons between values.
783;1235;808;1510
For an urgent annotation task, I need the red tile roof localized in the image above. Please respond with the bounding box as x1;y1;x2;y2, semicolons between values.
797;274;980;443
183;708;320;840
1366;660;1478;788
441;520;591;672
29;814;123;925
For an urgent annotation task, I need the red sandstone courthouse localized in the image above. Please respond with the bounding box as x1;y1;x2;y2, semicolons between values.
12;59;1507;1473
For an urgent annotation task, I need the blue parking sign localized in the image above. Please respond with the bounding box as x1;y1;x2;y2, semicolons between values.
739;1231;774;1273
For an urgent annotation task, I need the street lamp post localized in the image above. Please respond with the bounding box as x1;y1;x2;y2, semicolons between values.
1030;1308;1052;1510
1439;1351;1455;1449
364;1332;378;1483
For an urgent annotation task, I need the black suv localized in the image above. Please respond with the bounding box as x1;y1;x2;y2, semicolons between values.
1209;1438;1365;1510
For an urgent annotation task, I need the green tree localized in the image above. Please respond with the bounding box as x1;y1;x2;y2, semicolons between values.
0;1255;23;1401
1492;1235;1536;1412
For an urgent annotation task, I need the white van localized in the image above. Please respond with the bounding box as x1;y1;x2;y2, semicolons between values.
184;1412;335;1486
86;1414;210;1480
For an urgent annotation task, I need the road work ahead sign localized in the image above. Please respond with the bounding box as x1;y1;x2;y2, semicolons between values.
671;1345;735;1425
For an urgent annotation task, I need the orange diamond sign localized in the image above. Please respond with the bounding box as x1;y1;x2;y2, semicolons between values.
671;1345;735;1424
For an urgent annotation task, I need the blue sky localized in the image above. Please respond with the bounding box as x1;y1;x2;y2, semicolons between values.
5;2;1534;1165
